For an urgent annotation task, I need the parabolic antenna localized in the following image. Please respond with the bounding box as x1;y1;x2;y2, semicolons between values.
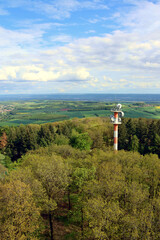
119;111;124;118
117;104;122;110
110;115;115;122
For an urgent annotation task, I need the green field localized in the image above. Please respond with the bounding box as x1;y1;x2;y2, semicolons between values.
0;100;160;126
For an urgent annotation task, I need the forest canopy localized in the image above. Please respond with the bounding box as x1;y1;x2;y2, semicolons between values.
1;117;160;239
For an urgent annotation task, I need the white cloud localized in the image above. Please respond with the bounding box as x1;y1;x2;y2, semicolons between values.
89;18;99;24
50;34;73;43
0;0;160;93
103;76;113;82
0;64;93;83
0;66;19;80
119;79;127;82
1;24;160;91
0;25;49;50
120;1;160;34
85;30;96;34
1;0;108;20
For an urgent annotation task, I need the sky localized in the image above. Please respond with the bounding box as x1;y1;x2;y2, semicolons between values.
0;0;160;94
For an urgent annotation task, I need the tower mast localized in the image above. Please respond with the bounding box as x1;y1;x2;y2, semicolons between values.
110;104;124;151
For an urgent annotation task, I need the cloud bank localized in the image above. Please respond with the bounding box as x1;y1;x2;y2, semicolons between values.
0;0;160;93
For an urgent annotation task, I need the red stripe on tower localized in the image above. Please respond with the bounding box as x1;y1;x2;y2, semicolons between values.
110;104;124;152
114;124;118;150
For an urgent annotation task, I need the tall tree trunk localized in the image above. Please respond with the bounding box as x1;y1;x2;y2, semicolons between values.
49;212;54;240
81;207;84;239
68;187;71;210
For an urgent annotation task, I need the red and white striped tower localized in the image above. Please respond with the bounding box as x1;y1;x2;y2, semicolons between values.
110;104;124;151
114;111;118;151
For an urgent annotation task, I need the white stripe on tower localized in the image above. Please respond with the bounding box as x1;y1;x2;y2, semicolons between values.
114;124;118;151
114;112;118;151
114;143;118;151
114;131;118;138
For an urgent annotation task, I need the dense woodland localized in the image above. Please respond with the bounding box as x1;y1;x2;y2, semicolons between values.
1;117;160;239
0;117;160;160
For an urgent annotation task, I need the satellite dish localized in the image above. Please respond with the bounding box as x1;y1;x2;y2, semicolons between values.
111;117;115;122
119;111;124;118
117;104;122;110
110;115;115;122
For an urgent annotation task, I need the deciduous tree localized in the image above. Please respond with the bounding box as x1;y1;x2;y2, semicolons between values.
0;180;41;240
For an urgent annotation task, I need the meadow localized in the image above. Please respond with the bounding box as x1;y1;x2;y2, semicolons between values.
0;100;160;126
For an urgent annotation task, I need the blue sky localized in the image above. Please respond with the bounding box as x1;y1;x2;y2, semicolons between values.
0;0;160;94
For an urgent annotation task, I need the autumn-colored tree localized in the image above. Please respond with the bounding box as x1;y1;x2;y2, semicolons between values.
0;132;7;150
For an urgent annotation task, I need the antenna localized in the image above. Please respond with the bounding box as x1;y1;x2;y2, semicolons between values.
110;103;124;151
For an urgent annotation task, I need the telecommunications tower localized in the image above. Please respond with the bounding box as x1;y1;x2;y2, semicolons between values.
110;104;124;151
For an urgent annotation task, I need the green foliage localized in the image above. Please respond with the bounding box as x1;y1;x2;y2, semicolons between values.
129;135;139;152
85;197;123;239
4;114;160;162
54;134;69;145
72;166;96;190
64;231;79;240
0;163;7;179
2;114;160;239
0;180;41;240
1;141;160;239
22;153;70;203
38;124;55;146
8;152;70;240
70;133;92;150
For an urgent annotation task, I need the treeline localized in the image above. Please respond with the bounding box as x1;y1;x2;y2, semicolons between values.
1;117;160;162
68;106;111;111
1;146;160;239
0;118;112;161
119;118;160;156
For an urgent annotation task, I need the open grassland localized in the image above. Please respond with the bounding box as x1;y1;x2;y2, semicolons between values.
0;100;160;126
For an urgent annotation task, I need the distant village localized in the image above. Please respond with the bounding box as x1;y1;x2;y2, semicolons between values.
0;105;14;114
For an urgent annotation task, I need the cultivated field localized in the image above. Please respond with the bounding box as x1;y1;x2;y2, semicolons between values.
0;100;160;126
